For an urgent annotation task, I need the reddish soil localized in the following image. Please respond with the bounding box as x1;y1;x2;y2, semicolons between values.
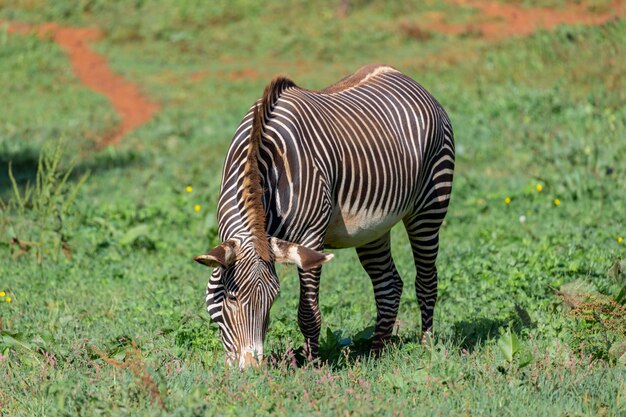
428;0;625;40
190;67;263;82
4;21;160;148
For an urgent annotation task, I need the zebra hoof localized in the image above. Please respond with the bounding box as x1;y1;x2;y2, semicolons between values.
370;338;392;355
421;331;433;345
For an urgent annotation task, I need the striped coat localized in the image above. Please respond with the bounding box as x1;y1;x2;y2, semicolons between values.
195;64;454;367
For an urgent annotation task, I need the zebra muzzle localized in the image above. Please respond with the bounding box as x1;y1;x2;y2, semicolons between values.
230;346;263;369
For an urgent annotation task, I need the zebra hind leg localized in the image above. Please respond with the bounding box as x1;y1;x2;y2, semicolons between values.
356;232;403;351
403;213;443;343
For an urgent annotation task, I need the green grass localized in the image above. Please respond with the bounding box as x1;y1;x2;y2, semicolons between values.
1;1;625;415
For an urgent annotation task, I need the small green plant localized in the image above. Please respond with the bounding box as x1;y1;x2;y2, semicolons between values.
4;140;89;264
497;326;533;371
497;327;520;363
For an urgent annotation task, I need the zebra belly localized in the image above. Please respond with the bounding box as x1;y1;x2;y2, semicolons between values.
323;206;405;249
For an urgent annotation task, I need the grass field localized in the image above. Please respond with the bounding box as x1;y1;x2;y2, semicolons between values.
1;1;625;415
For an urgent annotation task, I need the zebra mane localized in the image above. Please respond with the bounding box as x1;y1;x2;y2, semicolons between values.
242;76;296;262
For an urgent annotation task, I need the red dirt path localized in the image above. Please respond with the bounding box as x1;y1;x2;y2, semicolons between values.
4;21;160;148
427;0;625;40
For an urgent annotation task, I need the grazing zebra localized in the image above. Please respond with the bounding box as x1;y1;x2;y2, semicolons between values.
194;64;455;368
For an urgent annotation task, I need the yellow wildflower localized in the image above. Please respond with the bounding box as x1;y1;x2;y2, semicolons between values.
186;185;193;193
554;199;560;206
5;297;10;303
0;291;4;297
618;236;623;244
504;197;511;204
194;204;201;212
536;184;543;192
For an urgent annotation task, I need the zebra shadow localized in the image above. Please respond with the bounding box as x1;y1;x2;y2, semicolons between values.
264;325;379;369
266;306;535;368
264;321;499;369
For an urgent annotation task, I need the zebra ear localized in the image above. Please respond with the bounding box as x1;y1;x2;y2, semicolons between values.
270;237;334;270
194;240;239;268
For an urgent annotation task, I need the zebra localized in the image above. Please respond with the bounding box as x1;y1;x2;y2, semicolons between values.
194;64;455;368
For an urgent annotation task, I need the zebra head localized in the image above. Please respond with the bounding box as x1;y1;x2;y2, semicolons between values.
194;236;333;368
193;79;332;368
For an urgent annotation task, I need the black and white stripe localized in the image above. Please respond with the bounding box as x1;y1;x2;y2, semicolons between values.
201;64;454;365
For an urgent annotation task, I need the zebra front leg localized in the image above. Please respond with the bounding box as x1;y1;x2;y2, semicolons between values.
404;214;442;343
297;265;323;360
356;232;403;351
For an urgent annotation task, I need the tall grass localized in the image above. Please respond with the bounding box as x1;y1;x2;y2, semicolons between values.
3;140;88;264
